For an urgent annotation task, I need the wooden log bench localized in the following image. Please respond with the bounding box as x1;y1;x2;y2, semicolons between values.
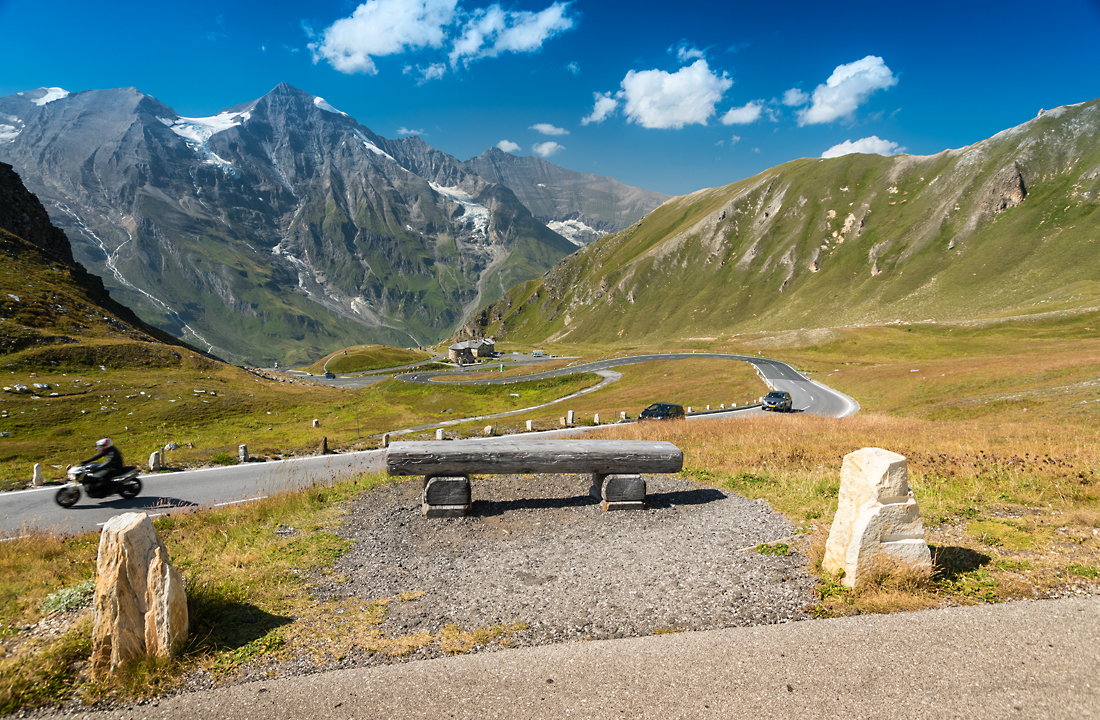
384;439;684;518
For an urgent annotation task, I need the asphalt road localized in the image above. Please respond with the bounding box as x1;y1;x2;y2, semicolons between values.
399;353;860;419
0;353;855;536
37;595;1100;720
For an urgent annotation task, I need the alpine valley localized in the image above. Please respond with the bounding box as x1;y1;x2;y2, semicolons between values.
469;99;1100;345
0;83;666;366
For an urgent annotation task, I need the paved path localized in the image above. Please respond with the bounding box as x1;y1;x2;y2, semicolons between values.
45;596;1100;719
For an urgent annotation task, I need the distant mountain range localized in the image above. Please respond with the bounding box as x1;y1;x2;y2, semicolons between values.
468;99;1100;344
0;83;666;365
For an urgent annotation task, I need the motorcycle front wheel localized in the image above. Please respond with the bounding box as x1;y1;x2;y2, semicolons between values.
55;485;80;508
119;478;142;500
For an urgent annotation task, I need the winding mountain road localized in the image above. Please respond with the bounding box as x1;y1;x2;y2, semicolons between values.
0;353;856;536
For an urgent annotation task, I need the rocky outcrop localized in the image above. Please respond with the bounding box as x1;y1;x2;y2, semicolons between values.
823;448;932;587
981;163;1027;215
0;162;73;263
91;512;188;677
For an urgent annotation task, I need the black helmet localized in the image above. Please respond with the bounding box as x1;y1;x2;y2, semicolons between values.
96;437;113;450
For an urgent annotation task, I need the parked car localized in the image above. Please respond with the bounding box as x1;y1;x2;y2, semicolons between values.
324;372;336;379
640;402;685;420
762;390;793;412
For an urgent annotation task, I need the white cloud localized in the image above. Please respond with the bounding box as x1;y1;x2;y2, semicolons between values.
720;100;763;125
618;60;732;129
671;40;705;63
310;0;457;74
581;91;618;125
403;62;447;83
497;139;521;153
566;61;580;75
397;127;426;136
530;123;568;136
782;88;809;107
821;135;903;158
532;141;564;157
449;1;574;67
730;134;741;145
798;55;898;126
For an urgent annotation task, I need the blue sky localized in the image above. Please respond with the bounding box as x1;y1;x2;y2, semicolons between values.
2;0;1098;196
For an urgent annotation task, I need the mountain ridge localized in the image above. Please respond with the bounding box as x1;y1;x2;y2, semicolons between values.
0;83;601;364
466;98;1100;344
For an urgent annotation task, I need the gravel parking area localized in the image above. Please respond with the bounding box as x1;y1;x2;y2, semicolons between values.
314;473;817;651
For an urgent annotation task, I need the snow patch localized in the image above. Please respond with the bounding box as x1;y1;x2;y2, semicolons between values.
168;110;251;174
546;218;606;246
33;87;69;106
353;130;396;162
430;183;490;236
314;97;348;116
0;124;21;143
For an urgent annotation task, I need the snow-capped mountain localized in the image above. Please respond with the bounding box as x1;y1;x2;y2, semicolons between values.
0;83;576;365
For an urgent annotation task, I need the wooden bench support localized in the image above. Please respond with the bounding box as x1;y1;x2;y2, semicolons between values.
589;473;647;511
423;475;472;518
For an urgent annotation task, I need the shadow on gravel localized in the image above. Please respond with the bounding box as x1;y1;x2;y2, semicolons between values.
930;545;993;580
646;488;728;509
473;495;599;516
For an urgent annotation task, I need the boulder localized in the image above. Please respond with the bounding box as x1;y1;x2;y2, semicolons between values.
823;448;932;587
90;512;188;677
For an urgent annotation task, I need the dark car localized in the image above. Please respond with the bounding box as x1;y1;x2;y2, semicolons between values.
324;372;336;379
639;402;686;420
762;390;793;412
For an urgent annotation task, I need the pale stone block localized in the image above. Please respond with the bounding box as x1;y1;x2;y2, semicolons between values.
436;428;444;440
237;445;248;463
148;451;161;471
526;420;533;431
567;410;575;424
32;463;43;487
484;425;494;436
593;413;600;425
312;419;319;428
824;448;932;587
91;513;188;678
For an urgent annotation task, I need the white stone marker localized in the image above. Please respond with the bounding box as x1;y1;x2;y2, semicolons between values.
237;445;248;463
32;463;43;487
567;410;575;424
436;428;445;440
91;513;188;678
312;419;319;428
149;451;161;471
593;413;600;425
483;425;494;436
526;420;533;431
824;447;932;587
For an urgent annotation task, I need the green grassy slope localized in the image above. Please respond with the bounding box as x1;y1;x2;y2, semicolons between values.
470;99;1100;344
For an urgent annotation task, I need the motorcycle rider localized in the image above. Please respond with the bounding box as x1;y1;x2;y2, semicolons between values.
81;438;124;491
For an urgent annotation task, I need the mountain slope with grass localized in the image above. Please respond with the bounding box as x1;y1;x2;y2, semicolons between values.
0;162;198;365
469;99;1100;344
0;84;576;365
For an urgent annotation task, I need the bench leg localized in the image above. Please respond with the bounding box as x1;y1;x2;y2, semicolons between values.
589;473;647;511
423;475;472;518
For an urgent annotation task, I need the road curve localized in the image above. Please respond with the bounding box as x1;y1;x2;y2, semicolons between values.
0;354;856;536
398;353;859;419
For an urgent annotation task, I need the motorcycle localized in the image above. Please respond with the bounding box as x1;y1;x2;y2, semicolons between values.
54;464;142;508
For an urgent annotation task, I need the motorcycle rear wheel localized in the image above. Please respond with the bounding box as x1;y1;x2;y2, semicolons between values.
55;485;80;508
119;478;142;500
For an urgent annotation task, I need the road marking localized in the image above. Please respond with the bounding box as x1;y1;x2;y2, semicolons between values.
0;535;30;542
214;496;267;507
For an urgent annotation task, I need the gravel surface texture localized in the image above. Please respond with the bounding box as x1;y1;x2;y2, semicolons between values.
315;473;816;650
